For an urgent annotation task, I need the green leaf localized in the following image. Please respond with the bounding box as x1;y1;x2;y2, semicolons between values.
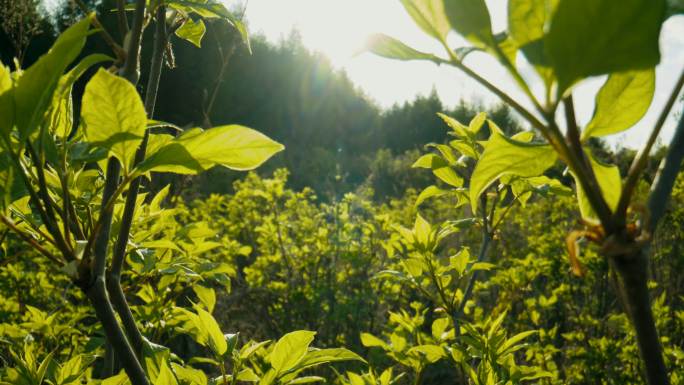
413;154;447;169
196;306;228;356
286;377;325;385
432;318;451;340
443;0;495;47
138;125;284;174
470;132;557;212
546;0;665;93
360;333;387;348
450;248;470;275
508;0;550;47
413;213;432;247
347;372;366;385
233;20;252;54
469;112;487;134
237;340;269;360
511;131;535;142
365;34;441;63
154;360;176;385
176;18;206;48
415;185;449;206
292;348;366;372
13;16;91;141
142;339;171;383
408;344;446;363
0;63;11;94
400;0;451;41
48;54;112;138
269;330;316;374
168;0;251;52
428;144;459;165
237;368;260;382
498;330;537;356
193;285;216;313
82;68;147;171
582;69;655;139
172;363;208;385
438;112;470;138
508;0;557;87
572;152;621;224
412;154;463;187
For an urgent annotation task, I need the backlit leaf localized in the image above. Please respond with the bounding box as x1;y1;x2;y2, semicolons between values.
139;125;284;174
546;0;665;93
400;0;451;41
82;68;147;171
196;307;228;356
572;151;621;224
582;69;655;139
443;0;495;47
365;34;441;63
269;330;316;374
470;132;557;212
176;18;206;48
13;16;91;141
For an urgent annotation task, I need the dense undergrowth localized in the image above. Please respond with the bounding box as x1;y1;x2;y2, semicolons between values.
3;166;684;384
1;0;684;384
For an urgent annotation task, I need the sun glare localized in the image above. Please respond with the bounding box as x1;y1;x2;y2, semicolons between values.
236;0;684;148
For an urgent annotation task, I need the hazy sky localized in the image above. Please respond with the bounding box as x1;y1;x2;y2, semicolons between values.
231;0;684;149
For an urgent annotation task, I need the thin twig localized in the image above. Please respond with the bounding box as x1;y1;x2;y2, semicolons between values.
0;214;62;265
25;142;74;255
72;0;125;61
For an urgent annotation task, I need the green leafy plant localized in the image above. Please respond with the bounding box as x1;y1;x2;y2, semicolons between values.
366;0;683;383
0;1;281;384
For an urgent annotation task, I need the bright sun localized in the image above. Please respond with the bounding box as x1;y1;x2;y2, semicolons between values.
242;0;407;65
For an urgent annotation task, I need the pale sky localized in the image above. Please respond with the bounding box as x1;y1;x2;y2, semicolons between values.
231;0;684;149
